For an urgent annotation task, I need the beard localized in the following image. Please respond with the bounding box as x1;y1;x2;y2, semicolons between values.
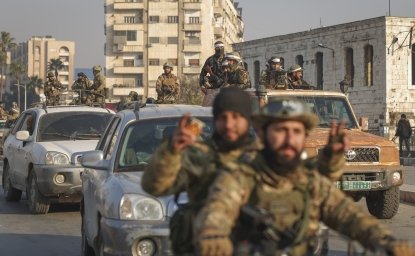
262;140;301;174
212;130;251;152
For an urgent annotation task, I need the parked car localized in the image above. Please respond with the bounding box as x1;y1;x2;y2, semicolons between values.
80;104;213;256
2;105;114;214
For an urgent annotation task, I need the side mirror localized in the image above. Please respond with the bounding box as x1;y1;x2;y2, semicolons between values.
359;116;369;131
81;150;109;171
16;130;30;141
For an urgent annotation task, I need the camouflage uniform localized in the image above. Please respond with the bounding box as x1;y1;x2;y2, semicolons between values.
72;73;92;104
0;104;8;120
155;73;180;104
260;69;289;90
199;54;225;89
44;72;62;106
194;153;398;255
91;66;106;104
287;64;315;90
224;52;251;89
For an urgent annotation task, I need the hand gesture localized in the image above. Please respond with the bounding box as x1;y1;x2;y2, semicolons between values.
171;114;197;152
327;119;350;155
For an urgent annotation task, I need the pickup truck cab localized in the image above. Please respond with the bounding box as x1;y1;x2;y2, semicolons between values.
265;89;402;219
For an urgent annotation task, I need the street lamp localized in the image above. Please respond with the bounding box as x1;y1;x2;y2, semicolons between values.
318;43;336;89
14;83;26;111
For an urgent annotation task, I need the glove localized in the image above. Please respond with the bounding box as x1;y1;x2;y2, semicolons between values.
388;240;415;256
197;230;233;256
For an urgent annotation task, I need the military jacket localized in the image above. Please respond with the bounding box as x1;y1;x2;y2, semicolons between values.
0;107;8;120
199;54;224;88
288;77;315;90
44;80;62;97
92;75;106;93
226;66;251;89
260;69;289;90
72;79;91;91
155;73;180;104
194;153;393;255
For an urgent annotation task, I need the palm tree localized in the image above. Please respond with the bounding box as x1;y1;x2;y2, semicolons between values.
0;32;17;101
47;58;64;79
26;76;43;106
9;61;25;111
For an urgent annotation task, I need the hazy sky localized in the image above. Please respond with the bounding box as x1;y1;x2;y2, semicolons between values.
0;0;414;68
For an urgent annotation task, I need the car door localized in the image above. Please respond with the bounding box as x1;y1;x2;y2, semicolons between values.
83;116;122;242
13;111;38;187
3;112;30;189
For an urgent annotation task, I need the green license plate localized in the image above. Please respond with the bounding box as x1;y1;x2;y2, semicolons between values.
335;181;371;190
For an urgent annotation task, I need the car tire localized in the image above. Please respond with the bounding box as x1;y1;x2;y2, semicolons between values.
27;171;50;214
366;186;400;219
2;163;22;201
81;213;95;256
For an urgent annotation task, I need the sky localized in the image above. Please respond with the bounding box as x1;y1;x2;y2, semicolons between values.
0;0;414;68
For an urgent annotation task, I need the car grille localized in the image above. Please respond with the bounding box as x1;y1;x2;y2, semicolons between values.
320;147;379;163
341;172;384;181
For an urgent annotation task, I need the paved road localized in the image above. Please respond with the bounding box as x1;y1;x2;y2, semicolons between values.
0;164;414;256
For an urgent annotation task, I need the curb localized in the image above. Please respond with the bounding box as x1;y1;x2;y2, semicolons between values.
400;185;415;204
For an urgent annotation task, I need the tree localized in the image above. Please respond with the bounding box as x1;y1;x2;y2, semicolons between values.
178;75;204;105
0;32;17;101
26;76;43;106
9;61;25;111
47;58;64;79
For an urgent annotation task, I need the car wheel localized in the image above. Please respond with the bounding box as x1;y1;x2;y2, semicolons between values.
81;213;95;256
27;171;50;214
366;187;400;219
2;163;22;201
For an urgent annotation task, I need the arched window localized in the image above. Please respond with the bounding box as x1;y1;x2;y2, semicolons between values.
295;55;304;67
364;45;373;86
315;52;323;90
254;60;260;87
345;47;354;87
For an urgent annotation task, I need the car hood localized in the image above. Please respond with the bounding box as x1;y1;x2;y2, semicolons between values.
38;140;99;155
307;128;395;148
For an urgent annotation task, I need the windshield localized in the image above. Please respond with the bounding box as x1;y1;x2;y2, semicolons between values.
117;116;213;172
268;95;358;128
37;112;113;142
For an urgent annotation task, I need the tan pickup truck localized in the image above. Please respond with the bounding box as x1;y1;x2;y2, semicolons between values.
263;89;402;219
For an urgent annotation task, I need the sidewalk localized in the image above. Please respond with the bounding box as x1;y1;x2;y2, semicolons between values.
400;165;415;204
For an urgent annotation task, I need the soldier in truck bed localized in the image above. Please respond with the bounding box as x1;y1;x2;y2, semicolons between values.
260;56;289;90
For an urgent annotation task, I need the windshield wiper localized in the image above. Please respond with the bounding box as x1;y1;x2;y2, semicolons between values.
41;132;72;139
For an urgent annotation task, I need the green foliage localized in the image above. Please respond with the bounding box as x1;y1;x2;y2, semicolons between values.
178;75;204;105
47;58;64;79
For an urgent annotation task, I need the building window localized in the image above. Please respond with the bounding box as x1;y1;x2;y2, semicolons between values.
185;31;200;37
168;16;178;23
149;16;160;23
136;74;143;87
364;45;373;86
295;55;304;67
124;59;135;67
315;52;323;90
168;37;178;44
149;37;160;44
345;47;354;87
149;59;160;66
254;60;260;87
412;44;415;85
189;59;199;66
126;31;137;41
124;16;136;23
168;58;178;66
189;17;200;24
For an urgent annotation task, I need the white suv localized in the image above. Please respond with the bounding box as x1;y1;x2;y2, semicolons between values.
2;105;114;214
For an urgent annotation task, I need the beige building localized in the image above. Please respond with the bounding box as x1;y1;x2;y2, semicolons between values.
234;16;415;138
105;0;244;100
12;36;75;88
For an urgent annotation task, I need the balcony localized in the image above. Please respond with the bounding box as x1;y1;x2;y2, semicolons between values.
121;45;143;52
183;23;201;31
214;27;223;37
113;87;144;96
114;0;144;10
182;66;200;74
113;23;144;31
183;2;201;10
113;66;144;74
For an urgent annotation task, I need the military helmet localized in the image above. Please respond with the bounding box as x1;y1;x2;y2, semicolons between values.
288;64;303;74
163;62;173;69
93;65;102;72
252;98;319;131
221;60;229;66
225;52;241;61
47;71;55;78
77;72;86;78
128;91;139;101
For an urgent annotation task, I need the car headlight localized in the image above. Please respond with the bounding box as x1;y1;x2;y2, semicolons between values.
120;194;163;220
45;151;69;165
